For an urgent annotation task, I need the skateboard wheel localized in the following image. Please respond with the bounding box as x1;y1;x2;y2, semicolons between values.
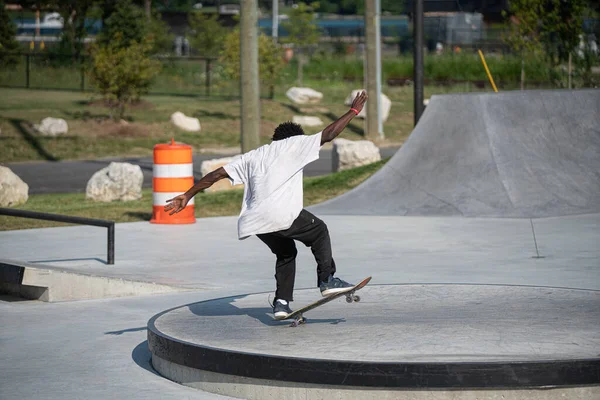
346;295;353;303
354;295;361;302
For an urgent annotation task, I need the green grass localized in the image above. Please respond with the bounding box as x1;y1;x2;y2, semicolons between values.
0;82;440;162
0;159;387;231
4;49;582;163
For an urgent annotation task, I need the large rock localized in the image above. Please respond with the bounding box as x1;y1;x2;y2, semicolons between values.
86;162;143;202
170;112;201;132
286;87;323;105
292;115;324;127
201;156;243;193
0;166;29;207
35;117;68;137
332;138;381;172
344;90;392;122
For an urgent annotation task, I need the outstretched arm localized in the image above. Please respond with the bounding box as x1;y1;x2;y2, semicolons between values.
320;91;368;145
164;167;230;215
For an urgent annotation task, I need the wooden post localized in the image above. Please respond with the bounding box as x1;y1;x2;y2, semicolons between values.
240;0;260;152
365;0;383;139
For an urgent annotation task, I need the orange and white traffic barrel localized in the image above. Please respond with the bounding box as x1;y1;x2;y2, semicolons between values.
150;139;196;224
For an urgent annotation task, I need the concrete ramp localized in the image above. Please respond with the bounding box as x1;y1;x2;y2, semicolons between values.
311;89;600;217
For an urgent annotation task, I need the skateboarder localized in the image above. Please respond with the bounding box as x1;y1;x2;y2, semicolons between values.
165;91;368;319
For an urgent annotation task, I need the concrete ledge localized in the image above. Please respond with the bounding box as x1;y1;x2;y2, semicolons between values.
0;259;186;302
147;284;600;395
151;354;600;400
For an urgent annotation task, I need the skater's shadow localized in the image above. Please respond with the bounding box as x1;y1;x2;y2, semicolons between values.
188;295;346;326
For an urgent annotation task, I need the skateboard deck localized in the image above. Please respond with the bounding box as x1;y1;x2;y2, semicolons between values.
278;276;372;327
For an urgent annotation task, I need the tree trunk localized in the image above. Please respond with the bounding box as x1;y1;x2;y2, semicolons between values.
297;51;304;86
568;52;572;89
145;0;151;21
520;57;525;90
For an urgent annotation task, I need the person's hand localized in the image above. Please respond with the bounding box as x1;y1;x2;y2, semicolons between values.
350;91;368;114
164;193;190;215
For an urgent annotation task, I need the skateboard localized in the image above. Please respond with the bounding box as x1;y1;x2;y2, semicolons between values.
279;276;372;327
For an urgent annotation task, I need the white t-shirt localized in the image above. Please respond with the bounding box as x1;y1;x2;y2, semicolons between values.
223;132;322;239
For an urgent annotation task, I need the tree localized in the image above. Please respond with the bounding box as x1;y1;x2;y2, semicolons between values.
88;34;161;120
0;0;20;67
55;0;94;61
98;0;171;55
281;2;320;85
502;0;545;89
220;28;284;98
541;0;586;66
503;0;587;88
97;0;148;49
188;11;227;56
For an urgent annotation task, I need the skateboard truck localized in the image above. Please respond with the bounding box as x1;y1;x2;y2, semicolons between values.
345;289;361;303
283;277;372;327
290;316;307;327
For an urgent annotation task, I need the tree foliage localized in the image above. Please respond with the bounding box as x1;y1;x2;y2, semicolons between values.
55;0;94;60
281;1;320;85
97;0;171;54
188;11;227;56
88;34;161;120
0;0;20;66
503;0;586;65
542;0;586;65
281;2;321;49
219;28;284;88
97;0;147;49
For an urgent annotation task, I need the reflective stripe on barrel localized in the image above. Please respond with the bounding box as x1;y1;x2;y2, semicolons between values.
150;139;196;224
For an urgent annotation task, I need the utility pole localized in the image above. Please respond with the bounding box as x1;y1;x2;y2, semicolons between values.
240;0;261;152
272;0;279;42
365;0;383;139
413;0;425;125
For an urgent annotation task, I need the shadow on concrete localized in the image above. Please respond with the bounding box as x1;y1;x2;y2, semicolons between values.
31;257;108;265
106;327;147;335
132;340;162;376
188;294;346;327
8;118;59;161
0;294;35;303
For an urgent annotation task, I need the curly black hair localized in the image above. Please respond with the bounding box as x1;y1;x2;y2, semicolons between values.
272;121;305;141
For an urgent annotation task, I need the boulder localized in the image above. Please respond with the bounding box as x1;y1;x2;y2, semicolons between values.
35;117;68;137
0;166;29;207
286;87;323;105
292;116;324;127
344;90;392;122
201;156;243;193
170;112;201;132
332;138;381;172
86;162;143;202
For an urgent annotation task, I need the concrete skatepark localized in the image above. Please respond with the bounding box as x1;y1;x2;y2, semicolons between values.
1;89;599;399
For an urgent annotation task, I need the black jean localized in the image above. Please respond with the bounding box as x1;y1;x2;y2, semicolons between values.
257;209;336;302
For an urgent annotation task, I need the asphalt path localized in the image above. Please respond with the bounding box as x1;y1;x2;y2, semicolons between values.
5;147;399;195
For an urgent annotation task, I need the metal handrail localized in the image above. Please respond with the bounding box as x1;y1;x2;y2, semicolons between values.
0;208;115;265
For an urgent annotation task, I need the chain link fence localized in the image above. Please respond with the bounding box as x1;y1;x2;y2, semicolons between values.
0;52;249;97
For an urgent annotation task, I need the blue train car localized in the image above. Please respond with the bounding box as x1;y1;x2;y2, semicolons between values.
258;17;409;38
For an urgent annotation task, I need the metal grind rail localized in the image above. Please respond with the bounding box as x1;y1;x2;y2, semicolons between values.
0;208;115;264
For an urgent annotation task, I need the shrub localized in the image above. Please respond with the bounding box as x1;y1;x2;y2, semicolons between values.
88;35;161;120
